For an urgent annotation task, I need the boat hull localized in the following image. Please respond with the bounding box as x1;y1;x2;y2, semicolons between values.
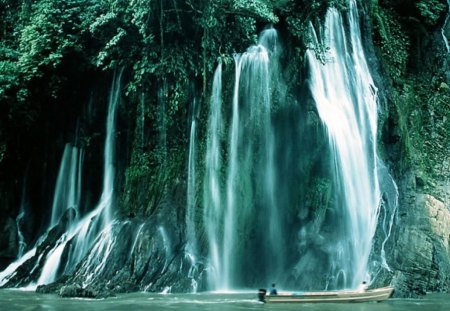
264;286;394;303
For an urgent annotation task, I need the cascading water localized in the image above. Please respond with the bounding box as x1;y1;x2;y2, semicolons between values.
101;70;122;226
50;143;83;228
9;143;84;287
16;175;29;258
37;70;122;285
0;5;402;294
0;70;123;288
203;63;223;290
158;226;171;273
306;0;381;289
185;101;198;291
15;210;26;258
442;0;450;52
377;161;399;271
204;28;282;290
186;105;197;255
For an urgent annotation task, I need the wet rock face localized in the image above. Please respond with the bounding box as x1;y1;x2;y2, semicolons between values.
1;210;74;288
59;284;95;298
390;194;450;296
35;217;206;298
362;0;450;297
0;217;18;269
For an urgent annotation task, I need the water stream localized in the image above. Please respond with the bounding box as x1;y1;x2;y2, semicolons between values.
38;70;122;285
204;28;283;290
203;63;224;290
0;70;123;288
186;110;197;255
186;104;198;291
0;1;401;295
16;174;29;258
50;143;83;228
442;0;450;52
306;0;381;288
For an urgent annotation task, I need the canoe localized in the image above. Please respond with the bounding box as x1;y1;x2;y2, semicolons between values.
261;286;394;303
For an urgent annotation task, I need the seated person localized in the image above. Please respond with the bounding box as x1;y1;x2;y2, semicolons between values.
270;283;277;295
357;281;368;292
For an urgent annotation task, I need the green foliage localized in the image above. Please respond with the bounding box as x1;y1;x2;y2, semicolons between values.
412;82;450;183
0;0;22;42
0;43;20;101
88;0;146;70
372;0;449;182
372;4;414;169
328;0;348;10
415;0;447;27
372;7;410;82
231;0;279;22
6;0;428;221
18;0;97;79
123;146;185;217
126;151;153;179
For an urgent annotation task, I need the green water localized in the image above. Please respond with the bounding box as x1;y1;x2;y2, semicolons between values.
1;289;449;311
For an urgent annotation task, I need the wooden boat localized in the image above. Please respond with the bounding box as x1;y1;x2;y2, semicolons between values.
260;286;394;303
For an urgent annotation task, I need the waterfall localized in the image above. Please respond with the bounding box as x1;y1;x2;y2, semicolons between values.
37;234;68;285
203;63;223;289
204;28;282;290
101;71;121;225
35;143;83;285
158;226;171;273
442;0;450;52
50;143;83;228
15;210;26;258
35;70;123;286
306;0;381;288
0;143;84;287
377;161;399;271
16;174;29;258
185;101;198;282
72;224;116;287
0;248;36;287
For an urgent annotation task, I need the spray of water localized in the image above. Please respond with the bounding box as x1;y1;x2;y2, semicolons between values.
16;174;29;258
186;109;197;254
204;28;282;290
36;70;123;285
203;63;223;289
0;70;124;288
50;143;83;228
306;0;381;288
442;0;450;53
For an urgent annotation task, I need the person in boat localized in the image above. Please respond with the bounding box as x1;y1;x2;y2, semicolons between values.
357;281;368;292
258;288;267;303
270;283;278;295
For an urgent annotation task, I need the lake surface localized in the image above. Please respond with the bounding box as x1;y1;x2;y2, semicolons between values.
1;289;450;311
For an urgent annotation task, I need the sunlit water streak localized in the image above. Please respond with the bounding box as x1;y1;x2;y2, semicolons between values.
185;105;198;284
203;63;223;290
204;27;282;291
306;0;381;288
442;0;450;52
50;143;83;228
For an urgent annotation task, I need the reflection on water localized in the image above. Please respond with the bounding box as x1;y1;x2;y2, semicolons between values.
1;289;449;311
